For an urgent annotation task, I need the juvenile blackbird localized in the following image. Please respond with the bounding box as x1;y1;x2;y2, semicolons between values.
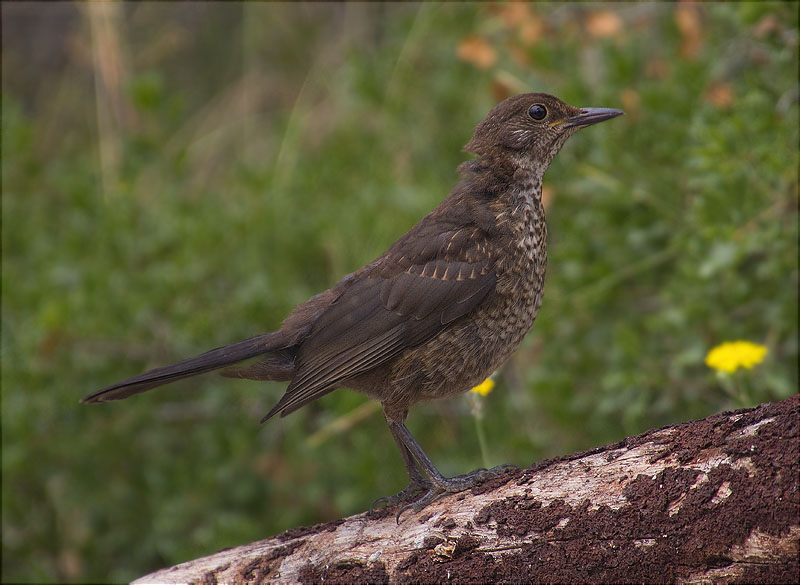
83;93;623;517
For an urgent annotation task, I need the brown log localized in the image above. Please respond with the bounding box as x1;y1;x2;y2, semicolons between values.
134;396;798;584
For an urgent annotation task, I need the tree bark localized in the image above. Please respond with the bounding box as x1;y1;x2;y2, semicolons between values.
135;396;798;584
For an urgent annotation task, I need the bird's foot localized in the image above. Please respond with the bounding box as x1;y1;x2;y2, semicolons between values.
395;463;518;523
369;476;432;516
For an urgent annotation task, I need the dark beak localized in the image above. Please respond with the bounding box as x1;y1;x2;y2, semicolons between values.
565;107;624;129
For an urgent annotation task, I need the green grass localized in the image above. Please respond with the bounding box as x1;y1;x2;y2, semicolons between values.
2;3;797;582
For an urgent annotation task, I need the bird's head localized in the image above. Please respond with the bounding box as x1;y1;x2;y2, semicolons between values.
465;93;623;173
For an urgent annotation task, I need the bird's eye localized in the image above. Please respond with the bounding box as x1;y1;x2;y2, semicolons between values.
528;104;547;120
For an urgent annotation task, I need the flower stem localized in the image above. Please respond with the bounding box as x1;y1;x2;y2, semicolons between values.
469;393;491;468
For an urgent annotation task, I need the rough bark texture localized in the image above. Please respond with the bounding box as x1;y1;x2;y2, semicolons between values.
135;396;798;584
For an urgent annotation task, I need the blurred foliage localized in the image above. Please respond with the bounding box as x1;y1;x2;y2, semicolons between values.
2;2;797;582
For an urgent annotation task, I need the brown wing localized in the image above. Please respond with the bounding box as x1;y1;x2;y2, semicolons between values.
262;221;496;421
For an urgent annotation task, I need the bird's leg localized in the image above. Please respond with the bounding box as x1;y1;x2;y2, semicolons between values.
369;425;432;515
388;421;516;521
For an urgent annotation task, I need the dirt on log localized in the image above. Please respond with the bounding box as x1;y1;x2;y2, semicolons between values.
135;396;798;584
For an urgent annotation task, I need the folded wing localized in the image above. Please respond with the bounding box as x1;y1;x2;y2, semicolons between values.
262;224;496;421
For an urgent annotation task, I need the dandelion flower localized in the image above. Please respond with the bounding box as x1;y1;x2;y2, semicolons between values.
470;378;495;396
705;341;767;374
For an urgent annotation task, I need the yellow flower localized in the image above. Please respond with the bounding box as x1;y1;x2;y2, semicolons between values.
705;341;767;374
470;378;495;396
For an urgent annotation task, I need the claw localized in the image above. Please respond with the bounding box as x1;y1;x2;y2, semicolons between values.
396;487;444;524
369;496;390;515
395;502;415;524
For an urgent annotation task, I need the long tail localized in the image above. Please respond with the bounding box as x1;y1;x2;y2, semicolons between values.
82;332;288;403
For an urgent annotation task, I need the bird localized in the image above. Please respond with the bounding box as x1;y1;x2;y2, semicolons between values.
83;93;623;519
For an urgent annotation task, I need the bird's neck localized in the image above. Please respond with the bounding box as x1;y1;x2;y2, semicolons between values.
458;155;545;214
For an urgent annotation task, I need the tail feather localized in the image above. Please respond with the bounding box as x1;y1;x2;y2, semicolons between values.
221;349;295;381
82;332;287;403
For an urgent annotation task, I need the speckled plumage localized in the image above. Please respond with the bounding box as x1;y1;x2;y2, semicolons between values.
84;93;622;514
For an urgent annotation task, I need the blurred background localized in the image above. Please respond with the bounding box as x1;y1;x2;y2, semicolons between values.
2;2;797;582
